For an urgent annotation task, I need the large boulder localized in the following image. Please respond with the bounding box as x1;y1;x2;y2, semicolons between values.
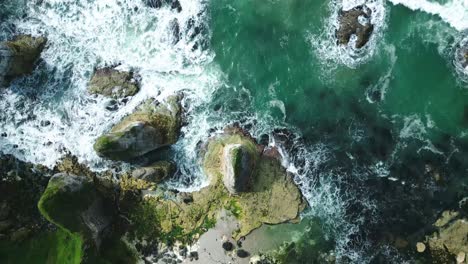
94;95;182;160
0;35;47;86
88;67;140;98
336;5;374;49
38;173;114;248
222;143;258;194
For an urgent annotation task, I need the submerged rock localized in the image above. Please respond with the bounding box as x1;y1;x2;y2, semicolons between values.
336;5;374;49
145;0;182;12
459;44;468;68
88;68;140;98
94;95;182;160
0;35;47;86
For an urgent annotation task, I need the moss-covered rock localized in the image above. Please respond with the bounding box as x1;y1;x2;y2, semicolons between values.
125;130;305;245
0;35;47;86
38;173;114;249
88;68;139;98
203;132;305;238
94;95;182;160
336;5;374;49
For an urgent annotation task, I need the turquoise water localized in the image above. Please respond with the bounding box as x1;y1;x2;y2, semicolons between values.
1;0;468;262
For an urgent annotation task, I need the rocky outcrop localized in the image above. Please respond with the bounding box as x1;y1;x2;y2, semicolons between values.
0;35;47;86
38;173;114;248
202;129;305;238
94;95;182;160
425;210;468;262
121;129;305;249
336;5;374;49
88;67;140;98
131;160;176;184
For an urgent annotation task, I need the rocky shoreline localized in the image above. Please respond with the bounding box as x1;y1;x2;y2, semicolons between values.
1;25;468;264
0;35;308;261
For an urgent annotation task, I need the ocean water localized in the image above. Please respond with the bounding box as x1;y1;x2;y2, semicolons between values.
1;0;468;262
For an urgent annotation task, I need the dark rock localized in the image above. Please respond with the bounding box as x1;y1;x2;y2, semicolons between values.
189;251;199;260
336;5;374;49
236;249;250;258
0;220;12;233
131;161;176;183
168;18;181;45
104;99;119;111
40;120;51;127
259;134;269;146
10;227;30;242
178;193;193;204
0;35;47;87
1;132;6;137
222;241;234;251
145;0;182;12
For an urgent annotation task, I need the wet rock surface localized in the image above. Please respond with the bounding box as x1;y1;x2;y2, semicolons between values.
94;95;182;160
0;35;47;86
38;173;114;248
426;210;468;261
131;160;176;184
145;0;182;12
88;67;140;98
0;155;51;242
336;5;374;49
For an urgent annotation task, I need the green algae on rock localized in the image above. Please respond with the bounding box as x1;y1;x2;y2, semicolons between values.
94;95;182;160
125;130;305;245
88;68;140;98
37;170;139;264
0;35;47;86
0;229;83;264
203;131;306;238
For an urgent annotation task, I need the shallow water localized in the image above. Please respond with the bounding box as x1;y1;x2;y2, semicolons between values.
1;0;468;262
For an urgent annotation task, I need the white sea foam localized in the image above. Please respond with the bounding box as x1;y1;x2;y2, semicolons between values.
0;0;221;171
388;0;468;31
454;36;468;83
